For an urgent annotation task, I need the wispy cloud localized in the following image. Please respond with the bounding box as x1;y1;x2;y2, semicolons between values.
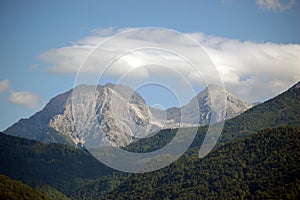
256;0;296;11
9;91;43;109
39;28;300;102
29;64;39;69
0;79;43;109
0;80;11;93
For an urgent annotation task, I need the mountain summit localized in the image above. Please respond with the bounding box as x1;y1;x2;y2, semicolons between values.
5;84;160;147
4;83;252;147
166;84;253;125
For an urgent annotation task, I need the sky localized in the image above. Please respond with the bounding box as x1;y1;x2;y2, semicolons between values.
0;0;300;131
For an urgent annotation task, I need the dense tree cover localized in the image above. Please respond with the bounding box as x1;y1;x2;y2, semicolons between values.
32;184;70;200
124;128;178;153
74;173;131;200
0;174;69;200
0;174;49;200
0;133;113;196
101;126;300;199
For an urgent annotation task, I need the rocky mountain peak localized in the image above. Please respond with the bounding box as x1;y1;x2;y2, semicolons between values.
166;84;253;125
49;83;160;148
4;83;160;147
4;83;253;147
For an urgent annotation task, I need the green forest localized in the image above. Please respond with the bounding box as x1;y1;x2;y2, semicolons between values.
0;174;49;200
101;126;300;200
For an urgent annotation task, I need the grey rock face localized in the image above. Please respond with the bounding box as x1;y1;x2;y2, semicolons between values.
166;84;253;125
4;83;252;147
4;89;73;144
5;84;161;147
50;84;161;148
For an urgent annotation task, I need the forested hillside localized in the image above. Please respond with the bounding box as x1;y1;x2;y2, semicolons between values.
0;133;113;196
0;174;49;200
101;126;300;200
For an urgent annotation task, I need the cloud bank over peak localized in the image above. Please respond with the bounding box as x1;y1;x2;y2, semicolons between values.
39;28;300;103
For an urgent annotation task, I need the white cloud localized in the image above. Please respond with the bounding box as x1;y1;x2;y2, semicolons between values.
256;0;296;11
0;80;10;93
9;91;42;109
1;79;43;109
39;28;300;103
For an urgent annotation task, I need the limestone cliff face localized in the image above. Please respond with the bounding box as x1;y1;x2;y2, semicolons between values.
5;84;160;147
49;84;160;148
166;85;253;125
4;83;252;147
4;89;73;144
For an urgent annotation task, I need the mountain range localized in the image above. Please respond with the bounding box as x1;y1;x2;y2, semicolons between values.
4;83;252;148
0;81;299;199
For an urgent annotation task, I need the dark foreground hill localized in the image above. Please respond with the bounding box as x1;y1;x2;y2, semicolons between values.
100;126;300;200
0;173;70;200
0;133;113;196
0;174;49;200
2;126;299;199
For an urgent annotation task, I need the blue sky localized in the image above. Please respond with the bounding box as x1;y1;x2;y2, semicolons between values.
0;0;300;131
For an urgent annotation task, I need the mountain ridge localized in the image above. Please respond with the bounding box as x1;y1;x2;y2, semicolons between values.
166;84;253;125
4;83;253;147
1;81;299;199
124;81;300;154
